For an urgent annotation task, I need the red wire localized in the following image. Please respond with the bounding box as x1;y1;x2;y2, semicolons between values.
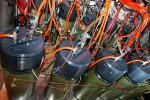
16;0;27;14
16;0;33;15
133;13;139;25
16;0;26;14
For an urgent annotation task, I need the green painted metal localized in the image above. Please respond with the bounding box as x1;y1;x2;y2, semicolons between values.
46;70;76;100
97;76;150;100
99;77;136;100
3;68;38;100
120;83;150;100
73;68;109;100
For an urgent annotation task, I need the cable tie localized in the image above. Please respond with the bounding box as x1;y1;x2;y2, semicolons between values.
115;56;121;62
143;61;148;65
13;31;17;40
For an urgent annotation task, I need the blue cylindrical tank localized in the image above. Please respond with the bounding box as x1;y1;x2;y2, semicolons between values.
95;50;128;84
55;40;91;80
126;56;150;83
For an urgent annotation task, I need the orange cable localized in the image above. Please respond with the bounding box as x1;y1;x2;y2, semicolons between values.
48;0;62;48
64;0;75;32
88;0;110;49
0;34;12;38
43;47;74;66
95;0;111;53
127;60;150;65
127;59;144;64
31;0;38;14
89;56;116;69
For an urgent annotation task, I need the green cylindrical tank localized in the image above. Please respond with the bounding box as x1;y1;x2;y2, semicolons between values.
72;68;109;100
46;70;76;100
3;68;38;100
99;77;136;100
120;83;150;100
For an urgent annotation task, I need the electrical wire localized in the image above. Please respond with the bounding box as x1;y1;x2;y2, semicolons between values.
64;0;75;32
95;0;111;50
0;34;13;38
47;0;63;48
42;47;74;69
89;56;116;69
1;0;150;99
105;7;122;40
7;76;149;92
88;1;109;49
127;59;150;65
93;0;111;55
119;0;149;51
56;0;65;7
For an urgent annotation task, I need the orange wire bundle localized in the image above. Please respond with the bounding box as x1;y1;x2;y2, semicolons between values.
89;56;116;69
94;0;111;54
119;0;149;51
49;0;63;48
88;0;111;51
